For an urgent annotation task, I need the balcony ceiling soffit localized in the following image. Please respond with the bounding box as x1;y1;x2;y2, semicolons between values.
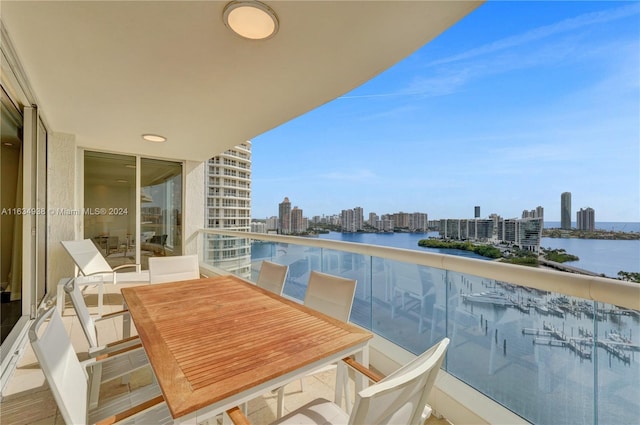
1;1;482;162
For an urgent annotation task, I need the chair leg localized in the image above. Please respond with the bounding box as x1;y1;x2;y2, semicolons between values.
88;362;103;409
276;386;285;418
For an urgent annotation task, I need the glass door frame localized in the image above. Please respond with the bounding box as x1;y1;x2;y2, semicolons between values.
79;148;185;270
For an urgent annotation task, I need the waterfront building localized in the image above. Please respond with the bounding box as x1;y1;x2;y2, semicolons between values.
577;207;595;231
474;206;480;218
369;212;379;227
291;206;305;233
516;217;543;251
522;206;544;219
266;216;278;231
393;212;410;229
503;218;518;243
354;207;364;231
476;219;494;240
205;142;252;278
278;197;292;235
561;192;572;229
341;207;364;232
251;221;267;233
409;212;428;231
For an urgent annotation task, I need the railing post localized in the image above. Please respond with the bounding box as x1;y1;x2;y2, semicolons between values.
593;300;599;425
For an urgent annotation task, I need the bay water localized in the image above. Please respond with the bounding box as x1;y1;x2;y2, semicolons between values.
316;225;639;424
319;222;640;277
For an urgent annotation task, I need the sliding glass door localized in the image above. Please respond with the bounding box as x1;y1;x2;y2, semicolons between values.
0;88;24;344
83;151;183;270
140;158;182;265
84;152;137;269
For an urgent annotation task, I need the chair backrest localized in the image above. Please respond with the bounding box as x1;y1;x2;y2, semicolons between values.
148;255;200;284
256;261;288;295
29;307;88;424
63;278;99;347
392;263;434;296
349;338;450;425
61;239;113;276
304;271;357;322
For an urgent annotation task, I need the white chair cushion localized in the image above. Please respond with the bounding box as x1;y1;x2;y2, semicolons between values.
271;398;349;425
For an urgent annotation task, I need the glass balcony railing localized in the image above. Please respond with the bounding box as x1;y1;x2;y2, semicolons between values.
198;229;640;425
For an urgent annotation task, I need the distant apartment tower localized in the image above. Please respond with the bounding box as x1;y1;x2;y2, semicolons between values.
291;206;305;233
368;212;379;227
354;207;364;231
474;206;480;218
278;197;292;234
577;207;595;231
522;206;544;219
561;192;572;229
251;221;266;233
409;212;428;231
265;216;278;231
341;207;364;232
205;141;252;277
393;212;410;229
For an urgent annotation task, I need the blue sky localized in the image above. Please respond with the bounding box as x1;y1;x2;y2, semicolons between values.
251;1;640;222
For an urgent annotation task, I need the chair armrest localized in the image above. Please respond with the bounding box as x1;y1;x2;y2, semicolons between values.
83;343;144;365
105;335;139;348
342;357;383;383
112;263;139;272
226;406;252;425
95;309;130;321
88;336;140;356
94;395;165;425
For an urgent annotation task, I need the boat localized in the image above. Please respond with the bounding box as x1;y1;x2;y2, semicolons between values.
461;291;514;307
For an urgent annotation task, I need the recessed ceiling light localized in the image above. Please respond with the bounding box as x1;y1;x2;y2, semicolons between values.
142;134;167;143
223;1;279;40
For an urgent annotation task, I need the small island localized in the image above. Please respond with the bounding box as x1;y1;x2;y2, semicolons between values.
418;239;502;258
542;228;640;240
417;239;579;268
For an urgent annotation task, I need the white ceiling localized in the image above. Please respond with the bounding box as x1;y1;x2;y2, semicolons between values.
2;1;483;162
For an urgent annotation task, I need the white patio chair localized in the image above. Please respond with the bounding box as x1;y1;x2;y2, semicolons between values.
148;254;200;284
59;239;141;316
255;261;289;296
64;277;150;409
276;271;357;417
229;338;450;425
29;307;172;425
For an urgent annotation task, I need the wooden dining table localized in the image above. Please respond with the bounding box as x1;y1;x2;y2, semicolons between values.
121;274;372;424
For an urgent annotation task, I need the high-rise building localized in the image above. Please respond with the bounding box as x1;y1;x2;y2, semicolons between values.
204;141;252;277
278;197;292;234
368;212;379;227
409;212;428;231
577;207;595;231
265;216;278;231
291;206;305;233
341;207;364;232
522;206;544;219
561;192;572;229
474;206;480;218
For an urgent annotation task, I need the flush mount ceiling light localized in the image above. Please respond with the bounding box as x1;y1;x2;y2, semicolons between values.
223;1;279;40
142;134;166;143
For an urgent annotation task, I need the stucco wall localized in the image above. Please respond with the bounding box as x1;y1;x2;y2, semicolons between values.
184;160;204;257
47;132;77;293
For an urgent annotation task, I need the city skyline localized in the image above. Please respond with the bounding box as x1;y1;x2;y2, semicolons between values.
251;1;639;222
